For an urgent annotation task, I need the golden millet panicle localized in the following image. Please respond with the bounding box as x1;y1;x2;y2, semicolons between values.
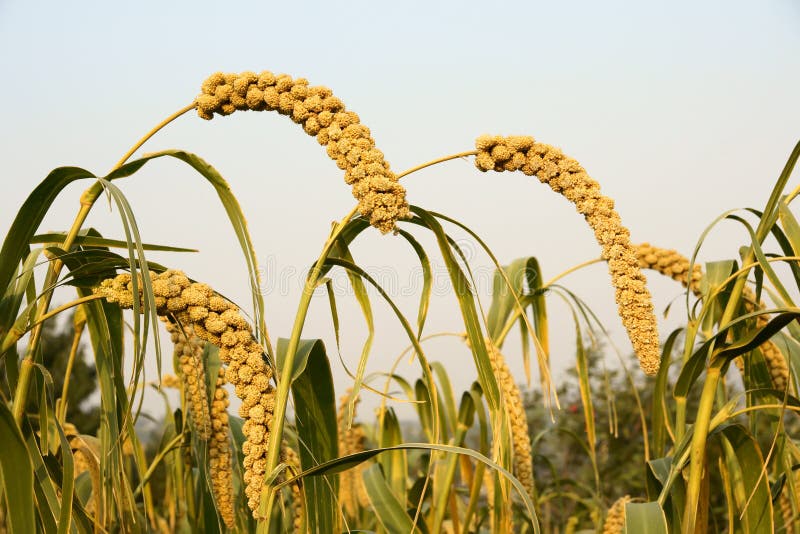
160;373;182;389
634;243;703;295
633;243;790;391
164;321;211;440
71;437;101;516
485;340;535;500
195;71;409;234
208;368;235;528
602;495;631;534
778;470;799;530
337;389;370;518
475;136;660;375
281;443;305;534
95;269;276;516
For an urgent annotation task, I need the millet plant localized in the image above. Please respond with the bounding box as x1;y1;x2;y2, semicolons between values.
0;68;797;533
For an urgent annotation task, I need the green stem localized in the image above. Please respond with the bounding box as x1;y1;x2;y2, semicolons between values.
2;294;102;356
680;139;798;526
675;320;700;443
57;325;85;423
257;206;359;530
132;433;185;499
396;150;478;180
682;361;722;532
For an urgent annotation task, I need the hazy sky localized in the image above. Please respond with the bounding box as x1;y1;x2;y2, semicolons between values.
1;1;798;415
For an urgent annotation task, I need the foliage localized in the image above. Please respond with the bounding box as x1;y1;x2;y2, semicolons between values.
0;313;100;435
0;68;798;533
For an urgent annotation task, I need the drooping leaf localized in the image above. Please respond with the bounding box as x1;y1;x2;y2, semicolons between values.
286;338;338;533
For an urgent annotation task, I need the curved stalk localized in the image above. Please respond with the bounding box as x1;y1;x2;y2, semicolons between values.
396;151;478;180
132;433;185;499
2;294;102;356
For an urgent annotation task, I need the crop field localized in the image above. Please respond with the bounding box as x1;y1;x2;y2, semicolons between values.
0;65;799;534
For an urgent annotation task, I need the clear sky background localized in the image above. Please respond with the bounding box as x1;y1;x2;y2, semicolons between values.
1;1;798;417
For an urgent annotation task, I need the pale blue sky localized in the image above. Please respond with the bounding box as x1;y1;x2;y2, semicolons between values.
1;1;798;413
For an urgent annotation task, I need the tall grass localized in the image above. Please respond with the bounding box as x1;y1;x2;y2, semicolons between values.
0;68;797;533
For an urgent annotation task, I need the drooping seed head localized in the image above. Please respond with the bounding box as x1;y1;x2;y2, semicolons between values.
95;269;275;518
633;243;790;391
195;71;409;233
602;496;631;534
475;136;660;375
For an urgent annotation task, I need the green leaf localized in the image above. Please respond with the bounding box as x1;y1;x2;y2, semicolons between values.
55;424;75;534
715;425;773;533
276;337;327;383
31;232;197;252
0;167;95;311
328;235;374;424
624;502;668;534
362;464;422;533
651;329;682;458
778;202;800;258
377;407;407;504
396;229;433;337
406;207;500;413
0;158;150;327
646;457;684;531
286;338;338;533
149;150;270;355
431;361;458;440
77;287;130;523
486;258;529;341
292;442;539;531
0;403;35;534
0;248;41;341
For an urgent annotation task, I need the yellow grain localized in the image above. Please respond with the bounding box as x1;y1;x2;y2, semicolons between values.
633;243;790;391
337;389;369;518
485;339;535;500
95;269;275;517
160;374;182;389
208;368;235;528
476;136;660;375
165;321;211;440
71;436;101;517
602;495;630;534
196;71;409;234
281;443;304;533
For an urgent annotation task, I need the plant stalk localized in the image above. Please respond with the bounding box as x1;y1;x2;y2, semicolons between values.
257;206;359;530
682;142;800;528
57;326;85;424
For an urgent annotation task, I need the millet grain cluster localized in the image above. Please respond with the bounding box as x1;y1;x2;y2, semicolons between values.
475;135;660;375
280;443;305;533
633;243;790;391
485;340;535;500
208;367;235;528
195;71;409;234
165;321;211;440
337;390;369;519
94;269;275;516
602;495;631;534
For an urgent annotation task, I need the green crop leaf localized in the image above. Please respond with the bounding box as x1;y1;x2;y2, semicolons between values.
286;338;338;533
624;502;668;534
0;403;35;534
